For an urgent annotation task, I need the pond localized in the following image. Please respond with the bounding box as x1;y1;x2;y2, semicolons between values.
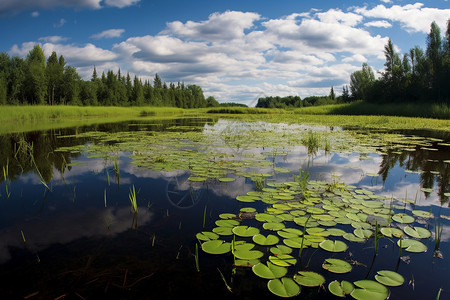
0;116;449;299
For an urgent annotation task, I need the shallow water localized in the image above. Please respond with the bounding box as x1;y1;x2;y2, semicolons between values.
0;117;449;299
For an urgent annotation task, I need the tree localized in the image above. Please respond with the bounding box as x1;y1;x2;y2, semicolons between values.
62;66;81;105
329;86;335;101
153;73;162;89
25;44;47;104
350;63;375;100
206;96;219;107
426;21;443;100
341;85;350;103
46;51;63;105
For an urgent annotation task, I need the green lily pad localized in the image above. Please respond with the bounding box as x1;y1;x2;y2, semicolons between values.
328;280;354;297
392;213;414;224
268;278;301;298
375;270;405;287
232;225;260;237
293;271;325;287
263;222;286;231
201;240;231;254
196;231;219;241
215;219;240;227
322;258;352;274
212;226;233;235
233;243;264;260
354;228;373;239
236;195;259;202
270;244;293;255
218;177;236;182
269;254;297;267
252;262;288;279
403;226;432;239
397;239;428;252
350;280;389;300
412;210;433;218
253;233;279;246
380;227;404;238
326;228;347;236
188;176;207;182
319;239;348;252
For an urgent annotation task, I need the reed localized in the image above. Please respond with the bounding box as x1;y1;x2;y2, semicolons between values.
195;243;200;272
129;185;138;213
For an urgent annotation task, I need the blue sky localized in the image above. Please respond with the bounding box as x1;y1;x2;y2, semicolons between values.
1;0;449;105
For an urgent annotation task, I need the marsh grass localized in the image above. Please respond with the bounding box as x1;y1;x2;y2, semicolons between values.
129;185;138;213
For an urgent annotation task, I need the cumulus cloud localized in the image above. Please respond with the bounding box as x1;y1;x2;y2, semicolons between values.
91;28;125;39
353;3;450;33
364;20;393;28
0;0;139;15
38;35;70;43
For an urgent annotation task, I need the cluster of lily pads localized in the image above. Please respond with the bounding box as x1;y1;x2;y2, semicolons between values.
197;179;433;298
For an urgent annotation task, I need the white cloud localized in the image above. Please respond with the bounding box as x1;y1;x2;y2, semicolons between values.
353;3;450;33
0;0;139;15
39;35;69;43
54;18;66;28
365;20;393;28
164;10;261;41
91;28;125;39
31;11;39;17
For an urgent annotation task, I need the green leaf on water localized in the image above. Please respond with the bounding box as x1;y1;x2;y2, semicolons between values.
380;227;404;238
232;225;260;237
397;239;428;252
375;270;404;287
322;258;352;274
328;280;354;297
252;262;288;279
269;254;297;267
234;243;264;260
268;278;301;298
270;244;293;255
403;226;432;239
253;233;279;246
201;240;231;255
293;271;325;287
319;239;348;252
350;280;389;300
392;213;415;224
196;231;219;241
411;210;433;218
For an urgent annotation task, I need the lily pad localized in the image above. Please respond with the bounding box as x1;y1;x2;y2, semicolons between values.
233;243;264;260
403;226;432;239
212;226;233;235
319;239;348;252
270;245;293;255
196;231;219;241
201;240;231;255
397;239;428;253
232;225;260;237
322;258;352;274
328;280;354;297
412;210;433;218
253;234;280;246
380;227;404;238
268;278;301;298
350;280;389;300
294;271;325;287
269;254;297;267
252;262;288;279
392;213;414;224
375;270;404;287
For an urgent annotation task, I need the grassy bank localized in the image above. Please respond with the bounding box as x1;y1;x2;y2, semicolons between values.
290;101;450;119
0;105;188;134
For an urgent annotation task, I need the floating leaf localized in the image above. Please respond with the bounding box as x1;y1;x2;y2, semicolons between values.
350;280;389;300
218;177;235;182
319;239;348;252
212;226;233;235
268;278;301;298
322;258;352;274
380;227;404;238
215;219;240;227
412;210;433;218
270;245;293;255
201;240;231;254
328;280;354;297
263;222;286;231
269;255;297;267
403;226;432;239
253;234;279;246
392;213;415;224
375;270;404;287
232;225;260;237
294;271;325;287
252;262;288;279
233;242;264;260
196;231;219;241
354;228;372;239
397;239;428;253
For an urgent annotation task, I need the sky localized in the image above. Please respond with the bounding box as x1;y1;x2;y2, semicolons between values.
0;0;449;106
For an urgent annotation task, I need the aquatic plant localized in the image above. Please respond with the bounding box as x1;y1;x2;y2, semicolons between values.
129;185;138;213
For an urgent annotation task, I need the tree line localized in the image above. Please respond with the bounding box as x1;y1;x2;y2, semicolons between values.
0;44;220;108
256;88;341;108
349;20;450;104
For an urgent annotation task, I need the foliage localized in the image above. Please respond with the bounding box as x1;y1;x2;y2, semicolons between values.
0;47;211;108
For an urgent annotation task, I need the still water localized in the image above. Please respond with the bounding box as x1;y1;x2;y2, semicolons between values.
0;117;449;299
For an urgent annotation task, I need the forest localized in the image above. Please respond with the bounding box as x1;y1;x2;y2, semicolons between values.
257;20;450;109
0;45;220;108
